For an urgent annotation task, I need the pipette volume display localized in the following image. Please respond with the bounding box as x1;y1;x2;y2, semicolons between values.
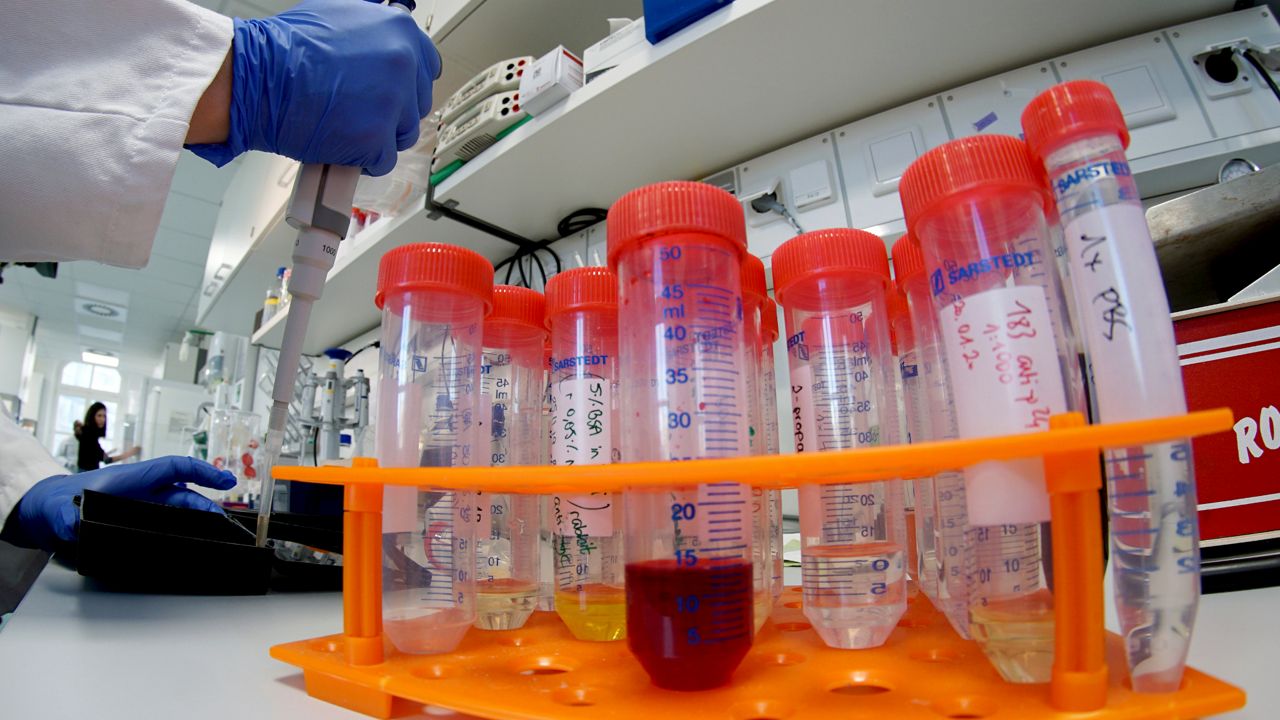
375;243;492;654
546;267;627;642
774;229;908;650
609;182;755;691
1023;80;1199;693
900;135;1085;683
475;286;546;630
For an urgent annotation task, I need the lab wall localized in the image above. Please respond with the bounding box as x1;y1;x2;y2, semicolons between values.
32;355;60;452
0;307;35;403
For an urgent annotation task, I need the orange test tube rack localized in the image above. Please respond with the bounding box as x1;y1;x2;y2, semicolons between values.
270;409;1246;719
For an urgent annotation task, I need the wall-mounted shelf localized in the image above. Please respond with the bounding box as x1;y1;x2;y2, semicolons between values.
434;0;1229;244
426;0;642;104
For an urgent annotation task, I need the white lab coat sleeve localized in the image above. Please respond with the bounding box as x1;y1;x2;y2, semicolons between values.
0;414;65;525
0;1;233;269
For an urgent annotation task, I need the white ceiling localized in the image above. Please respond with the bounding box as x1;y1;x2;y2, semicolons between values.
0;0;294;371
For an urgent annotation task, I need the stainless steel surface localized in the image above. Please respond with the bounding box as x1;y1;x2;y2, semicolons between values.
1149;162;1280;310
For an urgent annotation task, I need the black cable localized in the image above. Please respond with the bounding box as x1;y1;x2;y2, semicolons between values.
1242;49;1280;104
494;254;517;278
556;208;607;238
531;248;549;287
539;239;563;273
490;207;605;290
346;339;380;360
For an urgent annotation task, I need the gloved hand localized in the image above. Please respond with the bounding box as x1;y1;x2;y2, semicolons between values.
10;456;236;551
187;0;442;176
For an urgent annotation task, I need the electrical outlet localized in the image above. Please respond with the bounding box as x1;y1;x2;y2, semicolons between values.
733;135;845;258
1192;45;1253;99
741;179;787;229
1167;9;1280;140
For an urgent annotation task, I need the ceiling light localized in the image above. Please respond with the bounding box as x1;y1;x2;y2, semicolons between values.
82;350;119;368
81;302;120;318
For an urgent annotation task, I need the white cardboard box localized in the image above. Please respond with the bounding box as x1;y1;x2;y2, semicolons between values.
517;46;584;117
583;18;647;82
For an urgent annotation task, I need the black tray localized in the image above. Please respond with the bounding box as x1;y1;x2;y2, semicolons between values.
76;491;341;595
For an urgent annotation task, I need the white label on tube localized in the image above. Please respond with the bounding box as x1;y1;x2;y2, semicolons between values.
550;375;613;536
938;286;1067;524
790;364;819;454
554;494;613;537
1062;203;1185;421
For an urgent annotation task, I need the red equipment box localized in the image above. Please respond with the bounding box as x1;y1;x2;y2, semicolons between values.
1175;293;1280;591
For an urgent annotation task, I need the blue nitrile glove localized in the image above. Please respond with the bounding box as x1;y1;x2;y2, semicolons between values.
9;457;236;551
187;0;442;176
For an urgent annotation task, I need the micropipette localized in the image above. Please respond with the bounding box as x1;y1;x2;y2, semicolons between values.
256;0;421;548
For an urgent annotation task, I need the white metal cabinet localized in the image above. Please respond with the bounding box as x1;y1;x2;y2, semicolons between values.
1052;32;1212;161
580;212;610;268
833;98;950;238
940;63;1061;139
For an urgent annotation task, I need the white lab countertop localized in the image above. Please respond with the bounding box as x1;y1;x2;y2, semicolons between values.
0;559;456;720
0;561;1273;718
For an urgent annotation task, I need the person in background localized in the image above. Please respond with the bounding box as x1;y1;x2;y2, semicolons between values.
76;403;141;473
56;421;84;474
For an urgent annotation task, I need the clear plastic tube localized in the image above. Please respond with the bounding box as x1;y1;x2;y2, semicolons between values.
546;267;626;642
891;289;937;603
475;286;546;630
760;297;784;605
1024;81;1199;692
375;243;490;654
774;229;908;650
900;135;1085;682
610;182;755;691
894;234;971;639
742;253;774;631
537;342;557;613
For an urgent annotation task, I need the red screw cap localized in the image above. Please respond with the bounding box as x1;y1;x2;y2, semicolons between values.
375;243;493;312
771;228;889;302
544;266;618;326
891;233;925;283
742;253;767;302
898;135;1042;230
1021;80;1130;161
606;181;746;270
487;285;546;331
761;296;779;344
